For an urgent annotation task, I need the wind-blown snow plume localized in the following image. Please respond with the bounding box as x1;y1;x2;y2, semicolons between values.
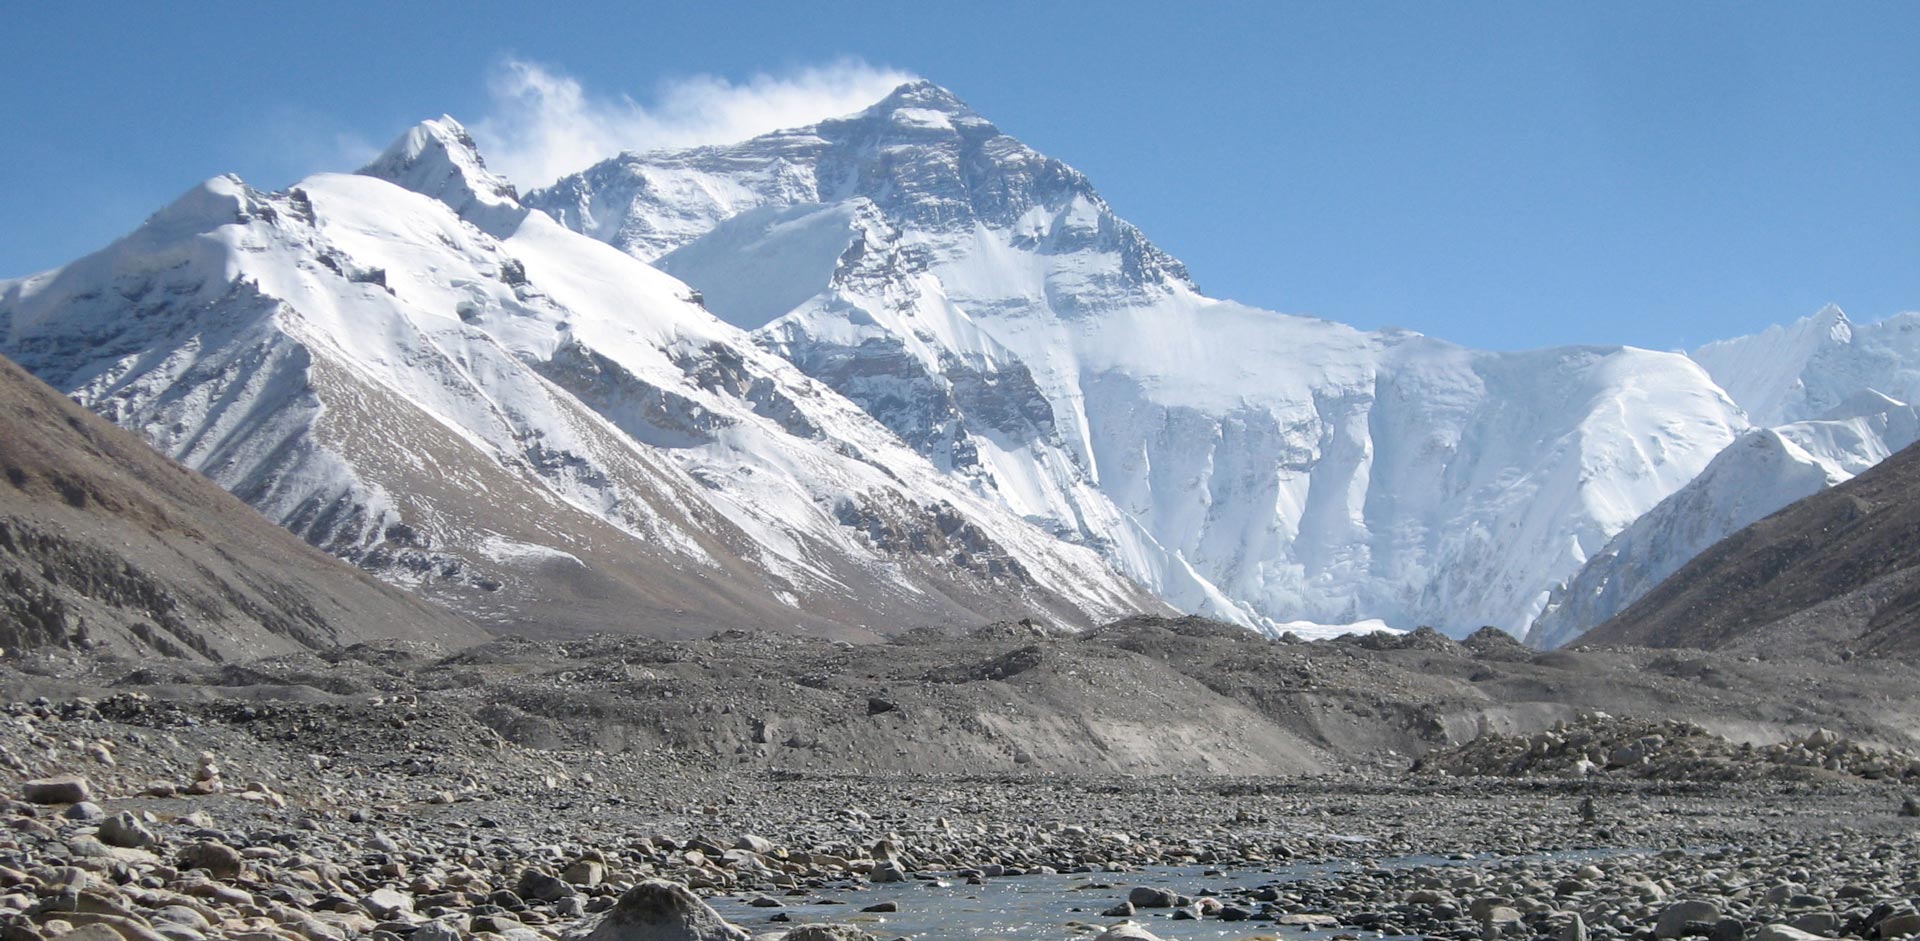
471;58;918;186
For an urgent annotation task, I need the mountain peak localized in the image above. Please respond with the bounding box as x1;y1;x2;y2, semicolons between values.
873;80;967;110
851;80;987;129
1811;303;1853;342
359;116;525;232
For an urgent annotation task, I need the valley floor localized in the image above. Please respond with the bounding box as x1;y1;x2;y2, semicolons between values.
2;620;1917;941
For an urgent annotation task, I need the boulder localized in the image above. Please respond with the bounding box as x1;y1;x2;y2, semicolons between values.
575;880;748;941
413;922;464;941
1657;901;1725;940
1880;913;1920;939
1093;924;1165;941
97;813;158;849
518;869;577;902
733;835;776;856
782;927;873;941
362;888;414;919
23;776;91;804
176;842;244;880
1754;925;1840;941
563;859;606;887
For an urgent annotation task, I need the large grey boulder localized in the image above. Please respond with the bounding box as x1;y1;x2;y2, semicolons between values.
1656;900;1724;939
576;881;748;941
23;775;92;804
1094;925;1166;941
781;927;875;941
97;812;158;849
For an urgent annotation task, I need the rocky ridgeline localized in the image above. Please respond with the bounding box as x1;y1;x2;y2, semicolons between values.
1413;715;1920;783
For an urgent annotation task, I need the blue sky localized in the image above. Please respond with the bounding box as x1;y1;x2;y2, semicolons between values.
4;1;1914;351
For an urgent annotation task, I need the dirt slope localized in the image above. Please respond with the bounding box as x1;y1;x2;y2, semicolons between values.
0;353;486;660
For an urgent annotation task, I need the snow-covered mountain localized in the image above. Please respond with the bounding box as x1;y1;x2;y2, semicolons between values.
526;81;1751;637
0;116;1165;640
1524;306;1920;647
1528;389;1920;648
8;80;1911;645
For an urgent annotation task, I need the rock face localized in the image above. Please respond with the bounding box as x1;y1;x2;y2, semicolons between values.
577;881;747;941
0;354;484;660
1581;438;1920;658
0;117;1163;642
528;80;1753;637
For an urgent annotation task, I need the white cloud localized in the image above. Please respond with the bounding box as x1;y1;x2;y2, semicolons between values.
469;58;918;187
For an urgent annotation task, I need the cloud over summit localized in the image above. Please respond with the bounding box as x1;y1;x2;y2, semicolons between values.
470;58;917;186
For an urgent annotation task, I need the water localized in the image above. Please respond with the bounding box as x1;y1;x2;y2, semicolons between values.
714;866;1289;940
709;848;1628;940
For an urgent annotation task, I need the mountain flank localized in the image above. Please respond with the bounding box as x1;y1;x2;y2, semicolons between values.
0;352;485;660
1582;439;1920;658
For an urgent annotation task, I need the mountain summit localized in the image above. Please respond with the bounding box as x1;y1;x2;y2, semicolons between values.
358;115;525;232
858;79;983;119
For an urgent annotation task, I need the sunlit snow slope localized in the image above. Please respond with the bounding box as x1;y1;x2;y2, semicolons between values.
1694;305;1920;428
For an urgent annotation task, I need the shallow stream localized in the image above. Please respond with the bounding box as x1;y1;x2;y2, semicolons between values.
710;848;1629;940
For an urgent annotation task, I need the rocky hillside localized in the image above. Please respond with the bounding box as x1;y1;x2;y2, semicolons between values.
0;353;484;660
1582;439;1920;658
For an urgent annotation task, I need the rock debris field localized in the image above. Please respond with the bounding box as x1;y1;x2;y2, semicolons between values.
0;619;1916;941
